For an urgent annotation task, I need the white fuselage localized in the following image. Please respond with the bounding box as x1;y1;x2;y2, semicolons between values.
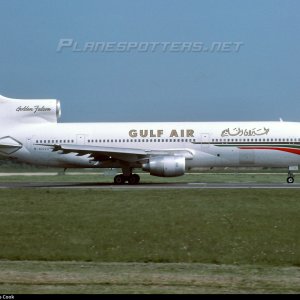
5;121;300;170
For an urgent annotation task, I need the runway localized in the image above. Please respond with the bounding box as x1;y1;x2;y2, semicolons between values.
1;181;300;189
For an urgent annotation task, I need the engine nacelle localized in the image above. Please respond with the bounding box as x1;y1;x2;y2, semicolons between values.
142;156;185;177
0;95;61;124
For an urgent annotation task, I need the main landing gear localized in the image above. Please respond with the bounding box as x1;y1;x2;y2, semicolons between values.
114;174;140;185
114;167;140;185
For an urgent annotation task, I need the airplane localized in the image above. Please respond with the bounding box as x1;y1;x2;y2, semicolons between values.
0;94;299;184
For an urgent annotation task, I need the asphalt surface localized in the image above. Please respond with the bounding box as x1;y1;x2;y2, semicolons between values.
0;182;300;189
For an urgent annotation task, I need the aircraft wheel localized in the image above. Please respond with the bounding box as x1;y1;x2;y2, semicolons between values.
287;177;295;184
114;174;125;185
128;174;140;185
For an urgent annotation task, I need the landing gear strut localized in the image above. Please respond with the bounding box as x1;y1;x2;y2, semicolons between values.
114;174;140;185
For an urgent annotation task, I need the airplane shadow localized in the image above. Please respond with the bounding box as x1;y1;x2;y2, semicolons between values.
1;181;299;189
0;181;182;189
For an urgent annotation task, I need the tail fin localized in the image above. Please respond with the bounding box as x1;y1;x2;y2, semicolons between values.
0;95;61;124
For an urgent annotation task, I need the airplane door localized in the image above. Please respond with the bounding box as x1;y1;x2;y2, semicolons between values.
26;137;33;150
27;136;37;151
76;134;86;145
200;133;210;150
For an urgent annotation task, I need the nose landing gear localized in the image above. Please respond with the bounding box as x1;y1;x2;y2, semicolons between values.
287;175;294;184
287;166;298;184
287;171;295;184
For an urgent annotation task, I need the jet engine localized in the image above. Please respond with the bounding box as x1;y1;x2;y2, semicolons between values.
142;156;185;177
0;95;61;124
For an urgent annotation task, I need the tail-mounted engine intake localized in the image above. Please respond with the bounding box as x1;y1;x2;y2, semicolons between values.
142;156;185;177
0;95;61;124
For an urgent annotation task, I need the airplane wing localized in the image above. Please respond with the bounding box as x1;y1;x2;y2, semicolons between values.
42;144;194;163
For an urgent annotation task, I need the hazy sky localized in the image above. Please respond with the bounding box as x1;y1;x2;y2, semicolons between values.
0;0;299;122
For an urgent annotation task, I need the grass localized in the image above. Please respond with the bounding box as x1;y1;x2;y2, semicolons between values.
0;189;299;265
0;188;299;293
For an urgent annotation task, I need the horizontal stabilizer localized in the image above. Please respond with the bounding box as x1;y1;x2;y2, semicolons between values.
0;136;23;154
